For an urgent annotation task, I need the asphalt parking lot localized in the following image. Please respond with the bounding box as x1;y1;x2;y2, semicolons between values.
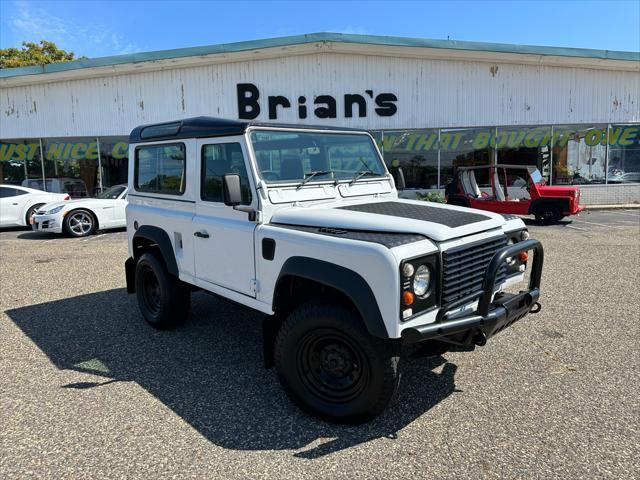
1;209;638;479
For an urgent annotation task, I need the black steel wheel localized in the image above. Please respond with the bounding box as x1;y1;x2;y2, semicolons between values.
274;301;400;424
297;328;370;404
134;253;190;329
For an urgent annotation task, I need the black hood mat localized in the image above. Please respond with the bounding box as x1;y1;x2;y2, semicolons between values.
338;201;491;228
270;223;426;248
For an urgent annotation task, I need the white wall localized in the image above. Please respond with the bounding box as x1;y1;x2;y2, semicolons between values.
1;52;639;138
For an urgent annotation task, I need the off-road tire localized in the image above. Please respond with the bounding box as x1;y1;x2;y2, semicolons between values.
63;209;97;237
534;205;562;224
134;253;190;329
25;203;44;225
274;301;400;424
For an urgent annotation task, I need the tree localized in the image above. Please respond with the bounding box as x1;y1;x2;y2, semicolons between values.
0;41;81;69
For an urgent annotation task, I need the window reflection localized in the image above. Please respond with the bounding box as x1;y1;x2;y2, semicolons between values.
552;126;607;185
381;130;439;189
440;128;494;188
42;137;99;197
496;126;551;183
607;125;640;184
0;139;42;186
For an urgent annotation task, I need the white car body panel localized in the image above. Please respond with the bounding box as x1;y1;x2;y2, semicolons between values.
0;185;68;227
126;126;531;339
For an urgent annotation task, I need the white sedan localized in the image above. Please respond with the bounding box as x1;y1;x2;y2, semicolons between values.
0;184;69;228
32;185;128;237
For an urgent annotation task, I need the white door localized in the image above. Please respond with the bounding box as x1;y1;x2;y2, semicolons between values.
0;187;26;226
192;137;258;296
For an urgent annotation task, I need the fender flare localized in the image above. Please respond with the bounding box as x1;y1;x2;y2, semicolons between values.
132;225;178;276
528;198;569;215
275;256;389;339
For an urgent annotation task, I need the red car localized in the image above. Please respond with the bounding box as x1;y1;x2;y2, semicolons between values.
445;165;584;223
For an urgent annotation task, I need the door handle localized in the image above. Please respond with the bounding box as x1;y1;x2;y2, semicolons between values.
194;231;210;238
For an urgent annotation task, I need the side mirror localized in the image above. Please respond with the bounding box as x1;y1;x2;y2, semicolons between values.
223;173;242;206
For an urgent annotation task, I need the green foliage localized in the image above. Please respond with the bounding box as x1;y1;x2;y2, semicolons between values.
0;41;80;69
415;191;445;203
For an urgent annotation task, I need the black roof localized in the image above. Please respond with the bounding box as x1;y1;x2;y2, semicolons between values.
129;116;364;143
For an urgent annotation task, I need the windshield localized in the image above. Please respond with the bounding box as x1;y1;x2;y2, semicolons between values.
530;169;544;185
249;130;386;185
98;185;126;199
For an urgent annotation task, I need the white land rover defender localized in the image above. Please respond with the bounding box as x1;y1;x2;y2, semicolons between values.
125;117;543;423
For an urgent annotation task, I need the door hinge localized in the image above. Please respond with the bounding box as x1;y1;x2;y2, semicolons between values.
250;279;259;294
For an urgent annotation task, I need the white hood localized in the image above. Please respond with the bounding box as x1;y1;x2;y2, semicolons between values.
40;198;117;211
270;199;505;242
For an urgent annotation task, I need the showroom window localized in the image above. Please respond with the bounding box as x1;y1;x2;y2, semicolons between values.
0;139;43;186
496;126;551;183
551;125;607;185
382;129;439;189
42;137;100;197
98;137;129;189
135;143;186;194
440;127;494;189
607;124;640;184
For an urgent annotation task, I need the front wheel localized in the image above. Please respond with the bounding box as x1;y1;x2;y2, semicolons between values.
63;209;97;237
274;301;400;424
534;205;562;224
134;253;190;329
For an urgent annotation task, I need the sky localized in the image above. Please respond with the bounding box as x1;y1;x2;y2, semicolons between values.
1;0;639;59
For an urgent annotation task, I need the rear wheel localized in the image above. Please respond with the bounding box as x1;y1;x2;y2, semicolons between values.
134;253;190;329
25;203;44;225
534;205;562;224
274;301;400;424
63;209;97;237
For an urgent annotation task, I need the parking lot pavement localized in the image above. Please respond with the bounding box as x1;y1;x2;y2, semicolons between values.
1;211;638;479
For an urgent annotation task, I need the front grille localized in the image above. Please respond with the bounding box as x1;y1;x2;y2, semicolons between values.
441;235;508;305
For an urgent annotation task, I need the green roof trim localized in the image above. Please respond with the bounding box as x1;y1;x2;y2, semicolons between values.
2;32;638;79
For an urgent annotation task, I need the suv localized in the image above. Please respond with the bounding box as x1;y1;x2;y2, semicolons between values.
446;165;584;223
125;117;544;423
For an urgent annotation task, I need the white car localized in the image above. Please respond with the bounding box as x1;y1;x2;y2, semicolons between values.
32;184;128;237
0;184;69;228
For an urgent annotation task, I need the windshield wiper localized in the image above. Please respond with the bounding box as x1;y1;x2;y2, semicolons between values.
349;170;379;185
296;170;331;190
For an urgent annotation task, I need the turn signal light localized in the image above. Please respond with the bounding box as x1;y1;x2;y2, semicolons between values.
402;291;415;306
519;251;529;262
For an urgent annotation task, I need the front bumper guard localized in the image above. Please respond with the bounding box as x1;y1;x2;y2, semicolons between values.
402;239;543;344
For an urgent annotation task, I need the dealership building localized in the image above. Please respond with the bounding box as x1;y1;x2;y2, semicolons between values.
1;32;639;204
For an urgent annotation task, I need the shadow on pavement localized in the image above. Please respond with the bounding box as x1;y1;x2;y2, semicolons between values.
6;288;457;457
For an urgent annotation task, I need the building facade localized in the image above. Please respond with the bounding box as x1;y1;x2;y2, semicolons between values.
1;33;639;203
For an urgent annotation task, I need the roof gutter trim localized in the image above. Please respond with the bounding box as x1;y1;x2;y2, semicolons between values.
2;32;638;80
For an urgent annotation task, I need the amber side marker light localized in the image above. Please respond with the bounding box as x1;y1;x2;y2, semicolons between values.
519;251;529;262
402;291;415;306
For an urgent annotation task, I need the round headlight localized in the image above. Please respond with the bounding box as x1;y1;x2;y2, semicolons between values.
402;263;415;277
520;230;530;241
413;264;431;297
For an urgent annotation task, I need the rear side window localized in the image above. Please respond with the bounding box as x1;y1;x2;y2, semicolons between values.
0;187;16;198
201;143;252;205
135;143;186;195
